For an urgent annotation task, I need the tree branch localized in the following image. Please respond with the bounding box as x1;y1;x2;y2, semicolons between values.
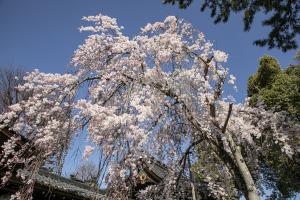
222;103;233;134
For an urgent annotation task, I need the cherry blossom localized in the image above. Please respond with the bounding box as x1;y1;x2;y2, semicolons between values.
0;14;298;200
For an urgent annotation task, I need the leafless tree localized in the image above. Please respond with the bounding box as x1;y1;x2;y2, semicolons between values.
73;161;98;182
0;66;31;113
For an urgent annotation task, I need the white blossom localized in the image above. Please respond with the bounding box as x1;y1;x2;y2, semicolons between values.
83;145;94;160
213;50;228;62
228;74;236;85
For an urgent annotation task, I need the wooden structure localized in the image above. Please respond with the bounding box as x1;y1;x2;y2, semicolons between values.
0;128;104;200
0;128;218;199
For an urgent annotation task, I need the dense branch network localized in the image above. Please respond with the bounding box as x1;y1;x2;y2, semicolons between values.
0;14;298;200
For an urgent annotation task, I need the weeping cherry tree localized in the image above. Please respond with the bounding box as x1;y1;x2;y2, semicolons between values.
0;14;298;200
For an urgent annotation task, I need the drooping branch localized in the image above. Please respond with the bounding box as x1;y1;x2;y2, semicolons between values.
222;103;233;133
176;138;204;186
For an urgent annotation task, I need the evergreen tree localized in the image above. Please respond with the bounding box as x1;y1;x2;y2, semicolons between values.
247;53;300;198
247;54;300;118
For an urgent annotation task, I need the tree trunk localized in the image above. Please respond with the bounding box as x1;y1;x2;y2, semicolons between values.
227;134;260;200
188;155;198;200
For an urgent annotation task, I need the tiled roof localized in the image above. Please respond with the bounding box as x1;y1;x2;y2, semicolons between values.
34;169;105;199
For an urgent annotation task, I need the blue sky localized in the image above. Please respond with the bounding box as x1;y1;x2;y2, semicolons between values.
0;0;298;102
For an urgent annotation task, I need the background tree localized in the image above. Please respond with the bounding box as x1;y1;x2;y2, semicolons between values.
0;66;31;113
247;54;300;118
193;53;300;199
73;147;112;188
247;53;300;199
73;161;98;182
163;0;300;52
0;66;71;176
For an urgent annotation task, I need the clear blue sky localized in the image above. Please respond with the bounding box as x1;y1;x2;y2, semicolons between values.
0;0;298;101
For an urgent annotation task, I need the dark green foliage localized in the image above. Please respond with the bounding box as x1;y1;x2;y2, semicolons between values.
163;0;193;9
247;55;281;95
163;0;300;52
248;53;300;198
255;56;281;87
247;55;300;118
261;143;300;199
